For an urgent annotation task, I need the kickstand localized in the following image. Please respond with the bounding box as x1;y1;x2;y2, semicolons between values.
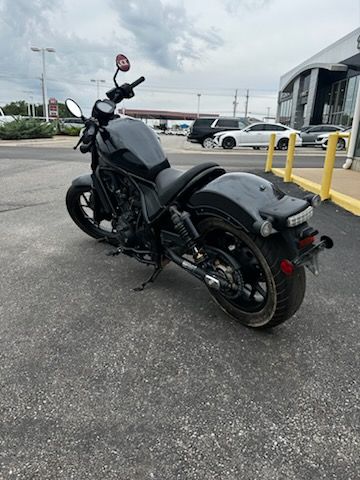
133;266;163;292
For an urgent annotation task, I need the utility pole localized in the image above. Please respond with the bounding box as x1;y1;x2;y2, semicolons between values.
91;79;106;98
244;89;249;118
197;93;201;118
232;89;238;117
31;47;56;122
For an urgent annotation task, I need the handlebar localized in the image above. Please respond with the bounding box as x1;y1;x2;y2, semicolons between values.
130;76;145;89
76;75;146;153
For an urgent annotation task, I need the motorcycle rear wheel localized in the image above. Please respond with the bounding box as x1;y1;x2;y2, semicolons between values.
66;184;119;243
198;217;306;328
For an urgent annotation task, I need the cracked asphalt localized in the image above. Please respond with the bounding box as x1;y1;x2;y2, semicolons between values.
0;149;359;479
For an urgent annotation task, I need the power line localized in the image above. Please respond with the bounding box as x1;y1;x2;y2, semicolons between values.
0;71;278;96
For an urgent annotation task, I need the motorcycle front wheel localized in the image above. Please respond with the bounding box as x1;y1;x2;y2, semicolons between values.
66;184;119;243
197;217;306;328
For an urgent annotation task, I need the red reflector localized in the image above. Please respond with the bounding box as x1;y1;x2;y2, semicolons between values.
280;259;294;276
298;236;315;249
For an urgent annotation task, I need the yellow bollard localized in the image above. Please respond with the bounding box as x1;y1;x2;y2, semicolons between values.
265;133;276;172
284;132;297;182
320;132;338;200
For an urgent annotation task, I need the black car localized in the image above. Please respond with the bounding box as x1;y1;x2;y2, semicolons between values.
187;117;251;148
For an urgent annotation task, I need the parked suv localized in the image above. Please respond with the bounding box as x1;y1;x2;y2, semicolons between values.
187;117;251;148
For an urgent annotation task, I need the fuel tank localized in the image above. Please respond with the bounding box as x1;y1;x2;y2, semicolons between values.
96;117;169;180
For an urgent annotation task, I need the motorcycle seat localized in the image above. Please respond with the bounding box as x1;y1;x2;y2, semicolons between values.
155;162;225;205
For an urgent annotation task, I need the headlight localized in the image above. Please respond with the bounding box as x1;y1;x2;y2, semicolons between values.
287;206;313;227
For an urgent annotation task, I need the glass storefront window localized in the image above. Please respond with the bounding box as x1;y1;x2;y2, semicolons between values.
342;76;359;127
355;121;360;158
279;98;292;125
327;75;360;126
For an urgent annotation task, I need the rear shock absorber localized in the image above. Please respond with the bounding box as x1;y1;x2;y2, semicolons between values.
169;206;205;262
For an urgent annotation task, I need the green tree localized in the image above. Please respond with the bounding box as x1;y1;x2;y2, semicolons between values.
2;100;28;116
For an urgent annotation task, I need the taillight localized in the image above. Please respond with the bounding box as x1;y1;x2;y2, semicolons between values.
298;235;315;249
280;259;294;276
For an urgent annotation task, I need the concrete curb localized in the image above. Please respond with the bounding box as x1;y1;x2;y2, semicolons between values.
271;167;360;216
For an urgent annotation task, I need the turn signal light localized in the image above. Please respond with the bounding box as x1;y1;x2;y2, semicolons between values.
280;259;294;276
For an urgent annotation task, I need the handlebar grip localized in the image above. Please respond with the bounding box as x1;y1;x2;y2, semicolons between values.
130;76;145;89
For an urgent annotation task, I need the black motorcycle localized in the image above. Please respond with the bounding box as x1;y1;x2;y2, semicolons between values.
65;54;333;328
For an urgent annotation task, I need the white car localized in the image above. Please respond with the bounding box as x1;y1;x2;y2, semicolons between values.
213;122;301;150
315;128;351;151
0;107;15;125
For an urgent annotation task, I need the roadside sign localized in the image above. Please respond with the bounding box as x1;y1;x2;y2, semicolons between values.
48;97;58;118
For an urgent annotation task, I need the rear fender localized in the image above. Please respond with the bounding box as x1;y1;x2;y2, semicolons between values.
187;172;309;234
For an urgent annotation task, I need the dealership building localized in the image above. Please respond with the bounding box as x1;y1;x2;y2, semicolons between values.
277;28;360;170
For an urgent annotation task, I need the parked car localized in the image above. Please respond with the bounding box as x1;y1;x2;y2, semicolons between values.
0;107;15;124
300;125;344;146
60;118;85;130
187;117;251;148
213;122;301;150
315;127;351;150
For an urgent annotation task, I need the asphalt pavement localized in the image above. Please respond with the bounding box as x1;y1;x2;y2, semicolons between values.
0;144;345;170
0;146;359;479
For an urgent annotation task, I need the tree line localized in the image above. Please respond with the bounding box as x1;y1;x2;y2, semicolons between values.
1;100;72;118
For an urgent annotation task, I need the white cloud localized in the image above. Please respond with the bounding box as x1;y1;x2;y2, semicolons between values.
0;0;358;117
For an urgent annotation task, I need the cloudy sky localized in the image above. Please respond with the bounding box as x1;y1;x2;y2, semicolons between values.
0;0;359;118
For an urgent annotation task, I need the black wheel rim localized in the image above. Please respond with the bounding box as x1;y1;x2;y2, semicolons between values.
78;191;114;234
203;228;269;313
224;138;234;148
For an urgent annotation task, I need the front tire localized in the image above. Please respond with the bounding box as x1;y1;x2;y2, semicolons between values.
337;138;346;150
222;137;236;149
66;184;118;242
277;138;289;150
198;218;306;328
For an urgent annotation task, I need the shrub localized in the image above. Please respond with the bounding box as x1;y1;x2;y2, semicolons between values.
0;118;55;140
59;125;82;136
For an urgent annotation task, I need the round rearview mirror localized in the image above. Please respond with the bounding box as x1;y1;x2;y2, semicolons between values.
65;98;83;118
116;53;130;72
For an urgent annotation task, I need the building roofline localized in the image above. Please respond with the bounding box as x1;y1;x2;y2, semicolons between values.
280;27;360;87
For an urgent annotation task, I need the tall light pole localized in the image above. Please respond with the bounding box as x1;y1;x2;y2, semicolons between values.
91;79;106;99
244;89;249;118
31;47;55;122
197;93;201;118
233;89;238;117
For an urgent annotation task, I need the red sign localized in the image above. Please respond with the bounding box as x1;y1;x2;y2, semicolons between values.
116;54;130;72
48;97;58;117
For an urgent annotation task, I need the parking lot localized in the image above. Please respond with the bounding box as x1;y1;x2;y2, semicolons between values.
0;140;359;479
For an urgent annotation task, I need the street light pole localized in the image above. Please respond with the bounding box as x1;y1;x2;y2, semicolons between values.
31;47;55;122
197;93;201;118
91;79;106;99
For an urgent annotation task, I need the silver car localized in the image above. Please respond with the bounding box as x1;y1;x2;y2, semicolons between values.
300;125;344;146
